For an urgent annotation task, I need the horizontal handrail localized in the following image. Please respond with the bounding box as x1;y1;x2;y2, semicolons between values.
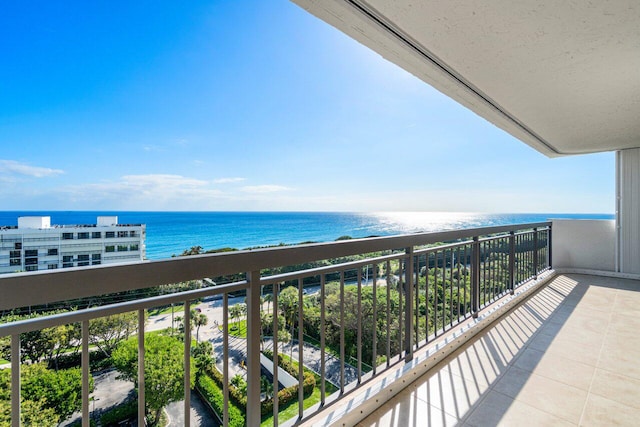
0;222;550;311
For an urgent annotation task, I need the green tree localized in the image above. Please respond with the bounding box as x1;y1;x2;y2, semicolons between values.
112;334;195;426
20;363;90;422
89;312;139;357
192;341;215;378
193;311;208;342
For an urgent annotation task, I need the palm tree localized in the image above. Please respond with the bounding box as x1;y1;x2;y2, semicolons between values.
193;311;208;341
264;293;273;314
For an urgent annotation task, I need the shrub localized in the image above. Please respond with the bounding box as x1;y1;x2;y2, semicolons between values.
196;375;245;427
99;400;137;426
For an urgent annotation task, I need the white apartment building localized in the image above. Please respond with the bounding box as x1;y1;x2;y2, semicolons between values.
0;216;145;274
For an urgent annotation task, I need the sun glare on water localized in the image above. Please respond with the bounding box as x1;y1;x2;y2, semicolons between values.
369;212;487;234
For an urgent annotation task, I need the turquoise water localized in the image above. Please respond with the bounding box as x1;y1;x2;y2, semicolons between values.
0;211;613;260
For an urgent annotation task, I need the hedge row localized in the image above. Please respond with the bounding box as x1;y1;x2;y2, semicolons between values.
196;374;245;427
204;366;247;408
260;350;316;416
99;400;137;426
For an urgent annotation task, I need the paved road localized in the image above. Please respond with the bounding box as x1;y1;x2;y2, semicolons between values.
61;370;134;426
165;393;218;427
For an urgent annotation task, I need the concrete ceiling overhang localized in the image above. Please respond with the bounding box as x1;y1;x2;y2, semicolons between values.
293;0;640;157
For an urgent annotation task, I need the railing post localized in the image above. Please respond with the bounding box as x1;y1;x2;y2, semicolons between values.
471;237;481;318
82;320;90;427
11;334;20;427
137;310;145;427
509;231;516;295
183;302;191;427
404;247;414;361
533;227;539;279
548;224;553;269
246;270;262;426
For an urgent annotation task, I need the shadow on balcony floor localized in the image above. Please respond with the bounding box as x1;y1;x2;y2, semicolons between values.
357;273;640;426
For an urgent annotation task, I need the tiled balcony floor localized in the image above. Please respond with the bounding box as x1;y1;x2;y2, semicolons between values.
358;274;640;426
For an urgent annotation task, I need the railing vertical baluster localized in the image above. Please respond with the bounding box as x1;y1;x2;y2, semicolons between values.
82;320;89;427
456;247;461;322
246;271;261;426
386;260;390;367
404;247;414;362
357;268;362;382
440;250;445;329
433;251;438;335
414;256;420;347
398;256;403;362
273;283;279;425
548;225;553;269
11;334;20;427
463;245;468;317
372;264;378;374
184;301;191;427
223;294;229;427
137;309;145;427
297;278;304;419
449;248;454;327
425;253;430;340
340;270;345;393
509;232;516;294
319;275;325;405
533;228;538;280
471;237;481;318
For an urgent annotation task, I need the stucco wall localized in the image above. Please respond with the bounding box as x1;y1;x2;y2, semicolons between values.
551;219;616;271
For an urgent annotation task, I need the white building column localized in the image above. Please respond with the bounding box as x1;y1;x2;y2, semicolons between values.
616;148;640;273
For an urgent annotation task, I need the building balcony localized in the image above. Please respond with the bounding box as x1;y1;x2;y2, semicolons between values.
1;220;636;426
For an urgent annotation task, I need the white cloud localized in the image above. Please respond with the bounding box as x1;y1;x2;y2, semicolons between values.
0;160;64;178
213;177;246;184
240;185;293;193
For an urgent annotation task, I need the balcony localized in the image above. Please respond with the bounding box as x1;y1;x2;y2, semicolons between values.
0;221;564;426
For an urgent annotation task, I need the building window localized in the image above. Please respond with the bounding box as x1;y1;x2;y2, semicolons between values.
48;264;58;270
25;265;38;272
25;258;38;265
63;263;73;268
117;231;129;238
63;255;73;263
130;231;138;237
77;254;90;261
25;249;38;257
92;232;102;239
10;259;21;266
10;250;20;259
117;245;128;252
105;231;115;238
62;233;74;240
129;244;139;251
48;248;58;256
78;232;90;239
92;261;101;265
92;254;101;261
77;261;90;267
14;242;22;249
105;245;115;253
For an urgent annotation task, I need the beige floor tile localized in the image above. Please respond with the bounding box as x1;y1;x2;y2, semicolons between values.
530;352;595;391
552;326;606;349
510;372;588;424
608;313;640;338
358;387;459;427
410;368;485;420
589;368;640;409
441;348;502;389
528;334;599;366
597;347;640;381
464;390;574;427
602;332;640;356
580;393;640;427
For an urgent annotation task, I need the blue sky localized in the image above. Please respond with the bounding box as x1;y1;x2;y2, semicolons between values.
0;1;614;213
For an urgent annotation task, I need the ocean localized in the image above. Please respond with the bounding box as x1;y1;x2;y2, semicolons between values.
0;211;614;260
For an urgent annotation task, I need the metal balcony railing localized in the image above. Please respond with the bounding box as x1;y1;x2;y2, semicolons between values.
0;222;551;427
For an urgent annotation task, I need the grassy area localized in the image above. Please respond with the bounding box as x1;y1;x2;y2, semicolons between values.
260;354;338;426
0;359;8;365
147;303;184;317
227;320;247;338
